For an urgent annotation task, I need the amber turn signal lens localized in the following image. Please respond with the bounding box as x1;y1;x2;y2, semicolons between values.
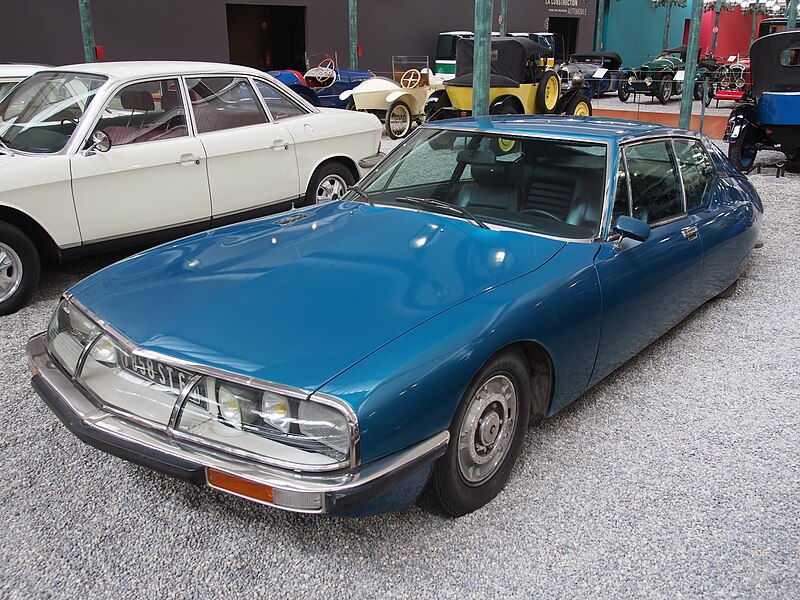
206;469;274;504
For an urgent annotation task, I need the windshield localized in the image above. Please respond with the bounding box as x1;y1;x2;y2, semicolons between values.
355;128;608;240
0;71;107;154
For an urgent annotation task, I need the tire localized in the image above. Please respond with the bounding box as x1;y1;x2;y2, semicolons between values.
345;99;356;111
428;349;532;517
728;125;759;173
658;74;673;105
618;77;631;102
302;162;355;206
693;76;708;101
785;157;800;173
0;222;40;316
489;98;519;116
535;71;560;114
424;91;451;121
384;100;413;139
714;279;738;299
565;94;592;116
703;83;714;108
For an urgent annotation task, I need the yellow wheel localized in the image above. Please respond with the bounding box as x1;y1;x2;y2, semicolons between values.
535;71;560;114
565;94;592;117
497;138;517;153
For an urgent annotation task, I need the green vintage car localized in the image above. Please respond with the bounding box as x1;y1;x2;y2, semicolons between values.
618;45;691;105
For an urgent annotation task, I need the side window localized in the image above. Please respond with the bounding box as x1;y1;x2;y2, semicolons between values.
255;81;308;120
94;79;187;147
623;141;683;224
674;139;716;212
186;77;267;134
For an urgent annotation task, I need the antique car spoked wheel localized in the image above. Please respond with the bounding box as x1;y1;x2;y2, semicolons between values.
0;223;40;316
428;349;531;516
457;374;517;484
385;100;413;139
658;75;673;105
304;162;355;206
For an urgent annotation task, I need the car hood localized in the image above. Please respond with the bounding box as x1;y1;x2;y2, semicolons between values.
70;201;565;393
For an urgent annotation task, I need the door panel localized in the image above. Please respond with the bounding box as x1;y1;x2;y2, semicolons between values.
70;136;211;242
590;217;703;387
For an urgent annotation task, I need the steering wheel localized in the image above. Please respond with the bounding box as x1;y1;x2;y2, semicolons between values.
400;69;422;89
521;208;562;221
316;58;336;84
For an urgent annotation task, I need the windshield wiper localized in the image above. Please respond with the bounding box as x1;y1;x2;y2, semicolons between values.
0;135;14;157
396;196;489;229
348;184;374;206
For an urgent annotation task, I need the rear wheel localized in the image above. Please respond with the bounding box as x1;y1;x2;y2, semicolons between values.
303;162;354;206
0;222;40;316
428;349;532;517
535;71;560;114
728;125;759;172
658;74;673;105
385;100;413;139
565;94;592;116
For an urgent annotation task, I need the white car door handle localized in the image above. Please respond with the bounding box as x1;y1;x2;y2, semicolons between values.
269;140;290;151
176;154;201;166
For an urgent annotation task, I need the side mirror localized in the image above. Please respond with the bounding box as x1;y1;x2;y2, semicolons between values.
613;215;650;249
83;130;111;156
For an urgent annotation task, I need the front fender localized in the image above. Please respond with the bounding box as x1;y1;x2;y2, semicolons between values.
385;90;418;112
319;242;603;464
553;84;588;114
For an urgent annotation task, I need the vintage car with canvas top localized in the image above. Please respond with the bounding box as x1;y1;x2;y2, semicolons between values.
0;61;382;315
426;37;592;120
559;52;624;97
724;29;800;173
269;54;374;109
28;116;763;518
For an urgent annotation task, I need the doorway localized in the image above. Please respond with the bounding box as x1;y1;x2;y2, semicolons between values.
226;4;306;72
548;17;579;57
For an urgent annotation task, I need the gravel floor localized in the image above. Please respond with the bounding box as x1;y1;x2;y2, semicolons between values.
0;148;797;599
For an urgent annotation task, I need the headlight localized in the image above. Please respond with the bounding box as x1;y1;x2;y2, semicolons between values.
176;377;353;465
628;76;636;84
735;77;745;89
721;76;731;88
644;76;653;86
46;300;99;375
571;72;585;87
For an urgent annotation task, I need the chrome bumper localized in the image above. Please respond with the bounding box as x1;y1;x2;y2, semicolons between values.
27;334;449;515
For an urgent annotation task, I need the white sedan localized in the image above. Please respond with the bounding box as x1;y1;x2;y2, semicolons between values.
0;61;383;315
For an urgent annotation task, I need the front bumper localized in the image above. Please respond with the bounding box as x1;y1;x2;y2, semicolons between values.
628;81;658;95
27;334;449;516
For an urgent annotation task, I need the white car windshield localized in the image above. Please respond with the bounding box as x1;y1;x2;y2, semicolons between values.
0;71;107;154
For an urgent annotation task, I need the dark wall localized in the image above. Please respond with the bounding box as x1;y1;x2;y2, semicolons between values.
0;0;596;71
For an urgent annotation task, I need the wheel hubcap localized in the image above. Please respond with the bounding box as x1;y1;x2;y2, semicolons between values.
546;78;558;109
0;242;23;304
316;174;347;203
457;374;517;485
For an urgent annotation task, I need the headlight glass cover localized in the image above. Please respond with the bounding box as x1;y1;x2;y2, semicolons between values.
46;300;99;375
175;377;353;466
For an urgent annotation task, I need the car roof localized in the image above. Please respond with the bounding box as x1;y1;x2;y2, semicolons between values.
423;116;699;144
0;63;46;78
48;61;266;81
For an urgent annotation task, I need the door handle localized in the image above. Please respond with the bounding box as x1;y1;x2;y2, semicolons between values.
269;140;290;151
176;154;201;165
681;225;699;241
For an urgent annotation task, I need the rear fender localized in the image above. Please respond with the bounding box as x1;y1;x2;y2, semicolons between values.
385;91;418;113
724;103;759;143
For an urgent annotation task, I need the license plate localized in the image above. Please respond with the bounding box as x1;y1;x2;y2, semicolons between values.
118;350;193;397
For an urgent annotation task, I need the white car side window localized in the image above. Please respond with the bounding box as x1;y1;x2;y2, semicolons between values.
94;79;188;147
255;81;308;121
186;77;267;134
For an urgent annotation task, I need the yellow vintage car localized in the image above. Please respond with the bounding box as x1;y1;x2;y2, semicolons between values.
426;37;591;120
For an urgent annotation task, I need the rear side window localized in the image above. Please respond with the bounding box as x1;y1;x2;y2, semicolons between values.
674;139;716;212
623;141;683;224
187;76;266;134
255;81;308;120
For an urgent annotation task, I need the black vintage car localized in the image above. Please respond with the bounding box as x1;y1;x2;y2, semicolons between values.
559;52;624;97
724;30;800;173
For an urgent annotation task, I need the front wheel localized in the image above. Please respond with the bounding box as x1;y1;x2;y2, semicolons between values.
727;125;759;172
385;100;413;139
303;162;355;206
565;94;592;116
618;82;630;102
658;75;673;105
428;349;531;517
0;222;40;316
535;71;560;114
